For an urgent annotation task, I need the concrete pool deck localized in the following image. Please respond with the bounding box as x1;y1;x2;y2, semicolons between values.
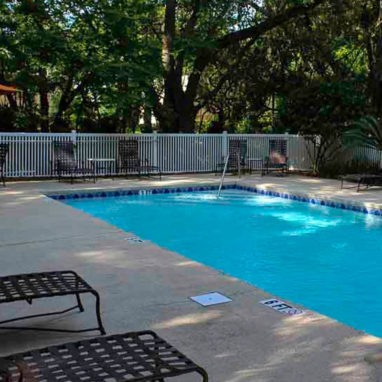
0;174;382;381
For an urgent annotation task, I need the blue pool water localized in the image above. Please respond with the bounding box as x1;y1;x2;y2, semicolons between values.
65;190;382;337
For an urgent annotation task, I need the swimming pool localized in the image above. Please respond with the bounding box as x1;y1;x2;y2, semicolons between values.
64;189;382;337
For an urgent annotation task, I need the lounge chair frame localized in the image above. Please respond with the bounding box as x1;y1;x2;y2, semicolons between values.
262;139;289;176
52;141;95;184
117;139;162;179
216;139;248;175
0;270;105;335
0;143;9;186
340;174;382;192
0;330;208;381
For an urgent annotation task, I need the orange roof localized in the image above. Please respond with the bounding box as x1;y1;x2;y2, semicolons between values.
0;84;17;93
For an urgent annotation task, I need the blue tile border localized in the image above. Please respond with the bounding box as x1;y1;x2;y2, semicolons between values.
47;184;227;201
46;184;382;217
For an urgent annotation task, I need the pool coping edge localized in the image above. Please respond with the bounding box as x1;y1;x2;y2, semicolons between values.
44;181;382;216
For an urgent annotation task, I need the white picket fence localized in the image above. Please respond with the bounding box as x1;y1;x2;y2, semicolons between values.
0;132;314;178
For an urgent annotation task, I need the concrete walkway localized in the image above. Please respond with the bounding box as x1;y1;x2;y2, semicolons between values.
0;174;381;381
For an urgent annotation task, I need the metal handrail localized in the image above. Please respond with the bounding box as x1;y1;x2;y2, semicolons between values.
217;154;230;198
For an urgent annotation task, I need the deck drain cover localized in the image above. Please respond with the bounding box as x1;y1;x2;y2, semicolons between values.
260;299;304;316
190;292;232;307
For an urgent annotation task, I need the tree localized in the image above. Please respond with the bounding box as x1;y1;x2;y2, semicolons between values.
1;0;160;132
151;0;326;132
361;1;382;118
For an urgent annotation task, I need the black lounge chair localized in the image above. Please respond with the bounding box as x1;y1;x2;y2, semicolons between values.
216;139;248;175
262;139;289;176
0;143;9;186
0;270;105;335
340;173;382;192
0;330;208;381
117;139;161;179
52;141;95;183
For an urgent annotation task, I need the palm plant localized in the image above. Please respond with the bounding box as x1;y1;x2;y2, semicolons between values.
344;116;382;149
343;116;382;169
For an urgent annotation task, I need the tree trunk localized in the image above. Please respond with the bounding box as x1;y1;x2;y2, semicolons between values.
128;106;140;133
159;96;197;133
363;1;382;117
39;91;49;132
144;106;152;132
52;75;74;131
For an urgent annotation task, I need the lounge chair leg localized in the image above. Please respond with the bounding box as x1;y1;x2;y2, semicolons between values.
92;291;106;335
197;367;209;381
75;293;84;312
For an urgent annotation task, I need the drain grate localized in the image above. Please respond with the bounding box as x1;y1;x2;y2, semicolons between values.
189;292;232;307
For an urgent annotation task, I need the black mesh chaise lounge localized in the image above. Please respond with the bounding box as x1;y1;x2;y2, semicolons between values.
340;173;382;192
52;141;95;183
0;270;105;335
117;139;161;179
216;139;248;175
262;139;288;176
0;143;9;186
0;330;208;381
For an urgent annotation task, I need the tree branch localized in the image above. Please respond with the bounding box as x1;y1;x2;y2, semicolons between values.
186;0;326;102
217;0;326;49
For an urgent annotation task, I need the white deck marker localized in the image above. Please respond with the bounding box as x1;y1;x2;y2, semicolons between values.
260;299;304;316
190;292;232;307
124;236;144;244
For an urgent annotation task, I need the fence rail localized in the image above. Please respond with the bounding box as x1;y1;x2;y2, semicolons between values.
0;132;315;178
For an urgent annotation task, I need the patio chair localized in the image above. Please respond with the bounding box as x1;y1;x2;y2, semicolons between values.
340;172;382;192
0;330;208;382
0;143;9;187
216;139;248;175
0;270;105;335
262;139;289;176
117;139;161;179
52;141;95;184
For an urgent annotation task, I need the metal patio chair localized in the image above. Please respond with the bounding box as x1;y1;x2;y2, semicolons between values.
0;143;9;186
0;270;105;334
117;139;161;179
52;141;95;183
0;330;208;381
262;139;289;176
340;172;382;192
216;139;248;175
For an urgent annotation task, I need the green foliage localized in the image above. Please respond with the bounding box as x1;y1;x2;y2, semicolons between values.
343;116;382;151
0;0;378;136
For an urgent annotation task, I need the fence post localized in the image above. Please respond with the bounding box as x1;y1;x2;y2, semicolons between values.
222;131;228;159
71;130;77;145
153;131;158;168
71;130;77;160
285;132;289;159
